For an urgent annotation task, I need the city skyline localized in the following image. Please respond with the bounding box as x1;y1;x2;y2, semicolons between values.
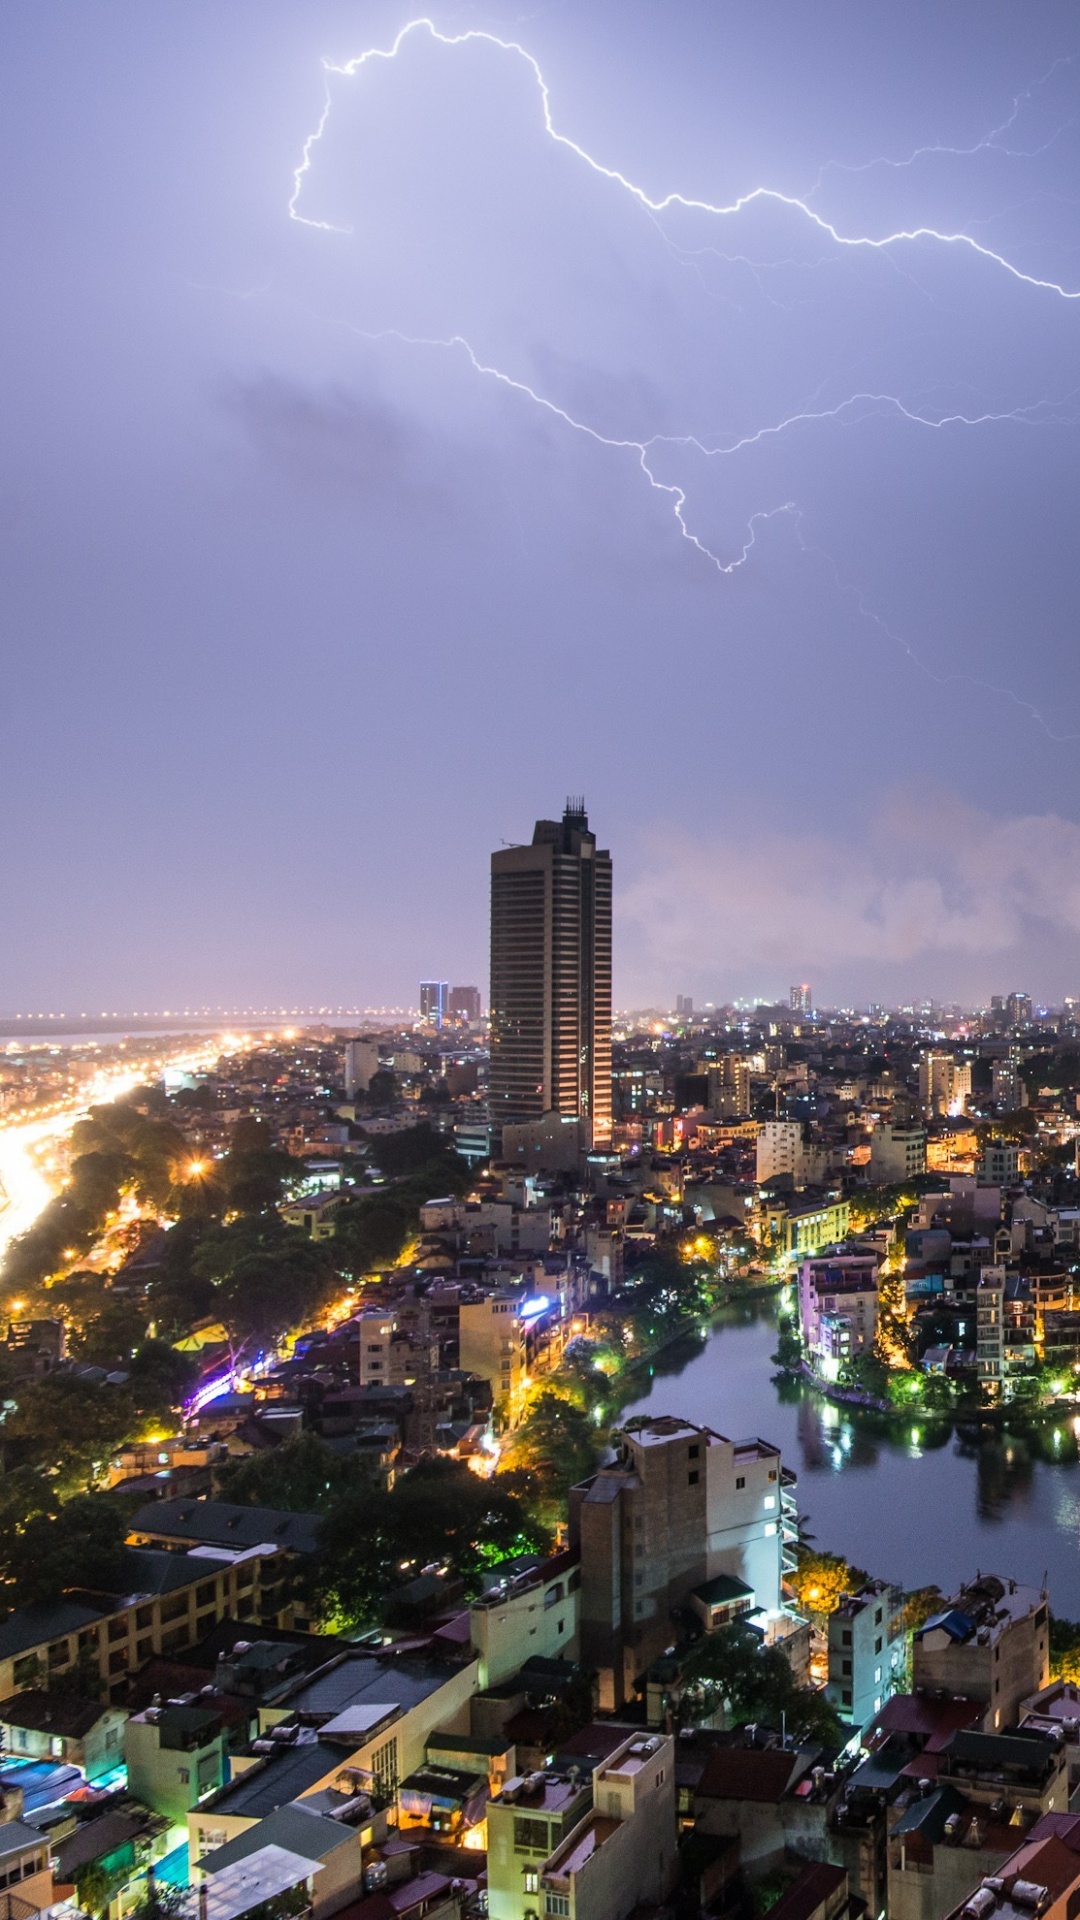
4;4;1080;1011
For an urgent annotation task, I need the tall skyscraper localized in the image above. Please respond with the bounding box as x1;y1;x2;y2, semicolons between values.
489;799;612;1143
419;981;448;1027
789;983;812;1015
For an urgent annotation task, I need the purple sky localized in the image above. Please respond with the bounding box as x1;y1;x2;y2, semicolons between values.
3;1;1080;1012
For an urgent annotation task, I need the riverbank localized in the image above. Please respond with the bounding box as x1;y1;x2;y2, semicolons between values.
784;1358;1080;1436
618;1298;1080;1599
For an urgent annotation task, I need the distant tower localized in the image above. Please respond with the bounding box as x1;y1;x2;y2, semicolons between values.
419;981;448;1028
490;799;612;1143
789;983;812;1016
448;985;482;1024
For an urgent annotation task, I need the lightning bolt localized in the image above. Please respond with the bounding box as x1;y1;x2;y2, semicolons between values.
290;18;1080;300
330;320;798;575
280;17;1080;738
807;54;1078;190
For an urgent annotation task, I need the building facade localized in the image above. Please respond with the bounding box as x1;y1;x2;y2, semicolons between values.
489;801;612;1146
569;1416;788;1709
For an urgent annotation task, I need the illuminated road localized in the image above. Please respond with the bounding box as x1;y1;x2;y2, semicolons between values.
0;1042;235;1266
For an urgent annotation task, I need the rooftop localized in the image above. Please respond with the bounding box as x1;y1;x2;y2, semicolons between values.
0;1690;115;1740
130;1499;321;1557
199;1803;359;1875
542;1814;620;1881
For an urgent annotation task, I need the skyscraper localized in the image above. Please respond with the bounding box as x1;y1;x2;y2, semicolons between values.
489;798;612;1143
789;983;812;1015
419;981;448;1027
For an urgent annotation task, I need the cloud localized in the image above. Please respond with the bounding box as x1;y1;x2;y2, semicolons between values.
223;375;450;516
618;787;1080;1001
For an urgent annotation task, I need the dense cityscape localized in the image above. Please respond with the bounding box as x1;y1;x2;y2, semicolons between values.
2;803;1080;1920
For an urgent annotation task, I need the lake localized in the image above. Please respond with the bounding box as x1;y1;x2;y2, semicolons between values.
620;1291;1080;1613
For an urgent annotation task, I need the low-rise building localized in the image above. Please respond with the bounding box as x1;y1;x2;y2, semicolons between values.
459;1296;527;1421
869;1125;927;1185
539;1730;676;1920
798;1255;880;1379
0;1690;127;1783
125;1703;226;1821
0;1821;55;1915
469;1554;580;1688
912;1577;1049;1733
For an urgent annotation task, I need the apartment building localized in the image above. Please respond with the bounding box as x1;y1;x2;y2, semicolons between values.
0;1540;301;1703
940;1814;1080;1920
125;1703;226;1821
977;1270;1037;1400
459;1295;527;1420
825;1582;906;1731
539;1731;676;1920
869;1124;927;1184
569;1416;789;1709
798;1255;880;1380
888;1731;1066;1920
486;1730;675;1920
912;1576;1049;1731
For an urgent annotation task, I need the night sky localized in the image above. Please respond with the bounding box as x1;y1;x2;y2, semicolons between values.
4;2;1080;1012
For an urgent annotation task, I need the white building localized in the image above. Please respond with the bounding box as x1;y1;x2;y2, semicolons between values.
868;1123;926;1184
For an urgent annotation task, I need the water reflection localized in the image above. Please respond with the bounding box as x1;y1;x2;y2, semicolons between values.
620;1289;1080;1600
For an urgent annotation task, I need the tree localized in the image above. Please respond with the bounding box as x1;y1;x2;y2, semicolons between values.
217;1432;373;1512
1050;1614;1080;1683
2;1374;136;1490
69;1297;149;1371
332;1195;413;1275
366;1069;398;1108
678;1620;841;1745
874;1268;916;1370
194;1216;338;1348
500;1391;600;1526
787;1548;868;1625
307;1458;544;1630
0;1494;131;1608
77;1863;124;1919
127;1340;198;1418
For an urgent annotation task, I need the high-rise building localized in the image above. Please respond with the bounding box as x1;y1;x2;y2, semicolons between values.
447;984;481;1024
419;981;448;1028
343;1037;379;1097
919;1049;972;1118
675;994;693;1018
789;983;812;1015
1006;991;1032;1029
489;799;612;1143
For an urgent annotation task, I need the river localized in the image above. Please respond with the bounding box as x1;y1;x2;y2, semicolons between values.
620;1292;1080;1613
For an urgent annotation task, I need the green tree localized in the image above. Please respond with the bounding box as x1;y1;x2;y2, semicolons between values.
76;1863;124;1919
332;1195;413;1275
308;1459;544;1630
217;1431;374;1512
500;1391;600;1527
127;1340;199;1418
679;1620;841;1744
0;1493;130;1608
70;1297;149;1371
2;1374;136;1490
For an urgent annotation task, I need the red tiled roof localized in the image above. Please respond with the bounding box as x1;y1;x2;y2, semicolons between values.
766;1861;847;1920
696;1747;797;1803
870;1692;984;1750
